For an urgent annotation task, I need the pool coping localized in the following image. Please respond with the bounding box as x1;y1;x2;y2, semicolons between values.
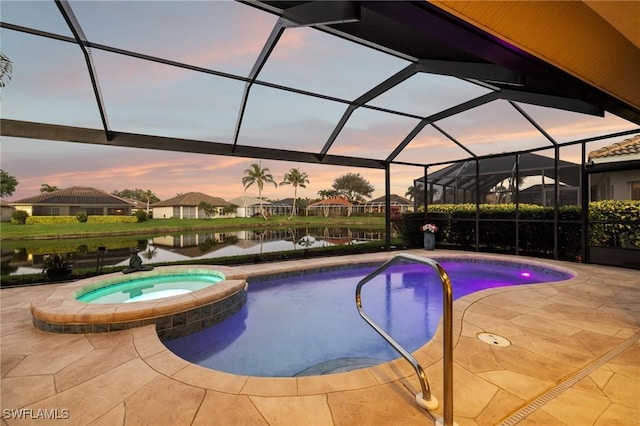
128;252;585;397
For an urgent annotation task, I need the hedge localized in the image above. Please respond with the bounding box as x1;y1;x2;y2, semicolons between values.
404;201;639;261
87;216;139;224
26;216;79;225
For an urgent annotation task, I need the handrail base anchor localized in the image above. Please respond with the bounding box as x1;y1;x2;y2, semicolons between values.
415;392;439;410
435;417;460;426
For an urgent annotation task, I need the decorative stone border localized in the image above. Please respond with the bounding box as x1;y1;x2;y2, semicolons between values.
30;265;248;340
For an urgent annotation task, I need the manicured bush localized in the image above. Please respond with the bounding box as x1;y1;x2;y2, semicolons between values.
26;216;79;225
134;210;149;222
402;201;638;260
11;210;29;224
86;215;138;224
76;212;88;223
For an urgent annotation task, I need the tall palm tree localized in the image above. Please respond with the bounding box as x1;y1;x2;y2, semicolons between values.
280;168;309;220
242;162;277;220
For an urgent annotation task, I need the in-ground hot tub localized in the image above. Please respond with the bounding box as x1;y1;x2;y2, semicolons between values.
30;265;247;339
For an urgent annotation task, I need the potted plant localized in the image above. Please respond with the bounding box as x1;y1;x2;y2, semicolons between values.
42;253;74;280
420;223;438;250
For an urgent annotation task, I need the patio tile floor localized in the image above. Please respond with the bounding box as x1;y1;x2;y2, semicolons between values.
1;250;638;425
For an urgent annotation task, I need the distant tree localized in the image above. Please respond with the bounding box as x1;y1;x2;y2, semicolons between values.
0;169;18;197
332;172;374;203
0;52;12;88
242;162;277;220
198;201;216;218
112;188;160;214
40;184;60;193
317;189;339;199
280;168;309;220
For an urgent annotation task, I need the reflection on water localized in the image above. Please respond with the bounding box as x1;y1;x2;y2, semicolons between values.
1;227;388;276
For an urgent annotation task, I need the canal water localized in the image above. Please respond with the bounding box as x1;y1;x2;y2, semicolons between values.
1;227;388;276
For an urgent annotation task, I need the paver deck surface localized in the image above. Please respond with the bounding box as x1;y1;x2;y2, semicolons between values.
1;250;639;425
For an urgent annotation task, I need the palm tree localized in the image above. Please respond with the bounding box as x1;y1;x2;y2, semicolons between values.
242;162;277;220
405;186;415;201
0;52;13;88
280;168;309;220
198;201;216;218
40;184;60;193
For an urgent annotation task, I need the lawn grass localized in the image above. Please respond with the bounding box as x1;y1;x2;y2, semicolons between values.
1;215;386;240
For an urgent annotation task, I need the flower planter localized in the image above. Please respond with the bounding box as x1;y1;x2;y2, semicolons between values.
423;232;436;250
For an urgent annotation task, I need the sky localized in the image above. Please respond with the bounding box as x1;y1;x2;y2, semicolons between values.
1;0;638;202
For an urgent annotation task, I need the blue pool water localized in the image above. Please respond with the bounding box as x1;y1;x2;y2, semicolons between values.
164;259;573;377
77;273;224;303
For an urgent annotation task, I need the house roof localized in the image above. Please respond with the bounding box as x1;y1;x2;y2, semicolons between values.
364;194;412;206
227;196;273;207
588;134;640;160
11;186;131;206
308;197;353;208
152;192;233;208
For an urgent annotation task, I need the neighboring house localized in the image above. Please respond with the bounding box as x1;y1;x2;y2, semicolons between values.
228;196;277;218
307;197;353;217
124;198;149;216
151;192;235;219
0;199;15;222
358;194;414;216
588;135;640;200
10;186;132;216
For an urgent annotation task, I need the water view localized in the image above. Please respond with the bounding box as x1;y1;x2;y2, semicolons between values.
1;227;388;276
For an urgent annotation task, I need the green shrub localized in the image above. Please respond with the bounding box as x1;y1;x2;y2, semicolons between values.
11;210;29;224
76;212;88;223
26;216;79;225
134;210;149;222
402;201;638;259
86;215;138;224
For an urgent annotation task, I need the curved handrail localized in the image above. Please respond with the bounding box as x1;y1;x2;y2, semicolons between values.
355;253;454;424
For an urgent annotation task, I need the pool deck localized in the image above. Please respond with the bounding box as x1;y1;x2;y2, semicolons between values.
1;250;639;425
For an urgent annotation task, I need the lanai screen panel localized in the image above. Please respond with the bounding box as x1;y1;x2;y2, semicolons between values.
1;1;72;36
257;25;409;100
90;50;246;142
237;84;347;151
517;104;639;144
1;31;103;129
70;1;277;76
434;100;557;157
367;73;492;118
394;125;472;165
327;107;420;160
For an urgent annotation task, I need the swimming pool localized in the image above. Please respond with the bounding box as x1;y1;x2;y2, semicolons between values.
165;258;574;376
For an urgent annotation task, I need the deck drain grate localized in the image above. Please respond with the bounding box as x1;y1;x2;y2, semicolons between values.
500;332;640;426
477;332;511;347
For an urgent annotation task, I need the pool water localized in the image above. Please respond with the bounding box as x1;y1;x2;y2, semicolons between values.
164;260;573;377
76;273;224;304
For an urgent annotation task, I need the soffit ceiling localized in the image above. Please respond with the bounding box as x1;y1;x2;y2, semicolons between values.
1;0;639;171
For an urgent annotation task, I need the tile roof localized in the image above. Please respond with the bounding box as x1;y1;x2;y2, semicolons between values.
152;192;233;208
308;197;353;207
11;186;132;206
365;194;412;205
588;134;640;159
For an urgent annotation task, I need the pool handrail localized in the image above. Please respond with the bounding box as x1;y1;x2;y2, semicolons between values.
355;253;454;425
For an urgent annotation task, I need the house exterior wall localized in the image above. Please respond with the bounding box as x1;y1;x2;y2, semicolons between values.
1;206;14;222
590;170;640;200
153;206;174;219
